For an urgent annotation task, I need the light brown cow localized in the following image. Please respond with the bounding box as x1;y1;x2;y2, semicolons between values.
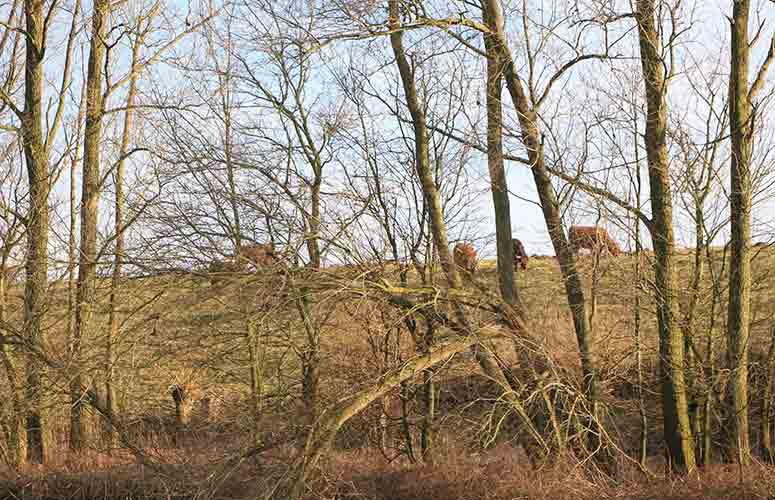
453;242;478;274
237;243;277;268
512;238;528;270
568;226;621;257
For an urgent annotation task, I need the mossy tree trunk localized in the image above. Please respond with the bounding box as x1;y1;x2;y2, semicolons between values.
482;14;516;307
723;0;775;463
634;0;695;472
71;0;111;452
20;0;50;464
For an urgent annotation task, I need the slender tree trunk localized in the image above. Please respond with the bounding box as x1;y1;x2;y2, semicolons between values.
67;86;86;348
725;0;755;464
480;0;609;466
635;0;695;472
634;225;647;468
684;209;705;459
105;30;142;452
20;0;50;465
632;114;648;469
482;20;516;306
307;184;322;269
389;0;547;464
296;289;319;426
761;328;775;463
0;254;26;468
702;243;724;465
71;0;110;451
420;321;435;462
246;320;262;448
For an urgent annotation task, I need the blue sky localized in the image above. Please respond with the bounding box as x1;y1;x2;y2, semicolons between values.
2;0;774;265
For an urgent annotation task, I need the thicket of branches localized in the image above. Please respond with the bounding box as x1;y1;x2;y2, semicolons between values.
2;0;775;498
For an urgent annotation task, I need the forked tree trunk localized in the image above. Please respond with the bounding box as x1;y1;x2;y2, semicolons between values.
71;0;111;451
388;0;547;463
634;0;695;472
479;0;610;467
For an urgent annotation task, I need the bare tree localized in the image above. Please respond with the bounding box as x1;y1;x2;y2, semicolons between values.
0;0;81;463
724;0;775;464
633;0;695;471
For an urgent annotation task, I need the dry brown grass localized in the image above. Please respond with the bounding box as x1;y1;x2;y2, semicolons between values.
4;248;775;498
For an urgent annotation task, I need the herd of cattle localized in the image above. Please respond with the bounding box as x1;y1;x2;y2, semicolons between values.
206;226;622;280
452;225;622;275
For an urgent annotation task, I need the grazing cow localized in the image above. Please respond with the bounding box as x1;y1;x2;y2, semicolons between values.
453;242;478;274
238;243;277;268
568;226;621;257
512;238;528;270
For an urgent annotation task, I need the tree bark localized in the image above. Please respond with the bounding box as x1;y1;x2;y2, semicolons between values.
760;328;775;463
246;320;263;448
482;16;517;306
634;0;695;472
71;0;110;451
20;0;50;464
725;0;757;464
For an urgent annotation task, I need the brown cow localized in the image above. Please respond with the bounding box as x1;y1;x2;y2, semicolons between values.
237;243;277;268
512;238;528;270
453;242;478;274
568;226;621;257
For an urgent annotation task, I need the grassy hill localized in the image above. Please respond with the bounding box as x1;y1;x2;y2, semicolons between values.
3;247;775;499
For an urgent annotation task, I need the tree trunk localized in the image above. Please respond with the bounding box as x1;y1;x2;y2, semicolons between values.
480;0;609;467
307;185;322;269
390;0;547;464
482;18;517;306
0;255;26;468
105;27;142;452
296;289;320;426
21;0;50;465
68;86;86;351
634;0;695;472
420;322;435;462
725;0;755;464
761;328;775;463
246;320;263;448
632;117;648;469
70;0;110;452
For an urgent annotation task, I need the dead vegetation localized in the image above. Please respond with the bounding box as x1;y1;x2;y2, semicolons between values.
2;249;775;498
